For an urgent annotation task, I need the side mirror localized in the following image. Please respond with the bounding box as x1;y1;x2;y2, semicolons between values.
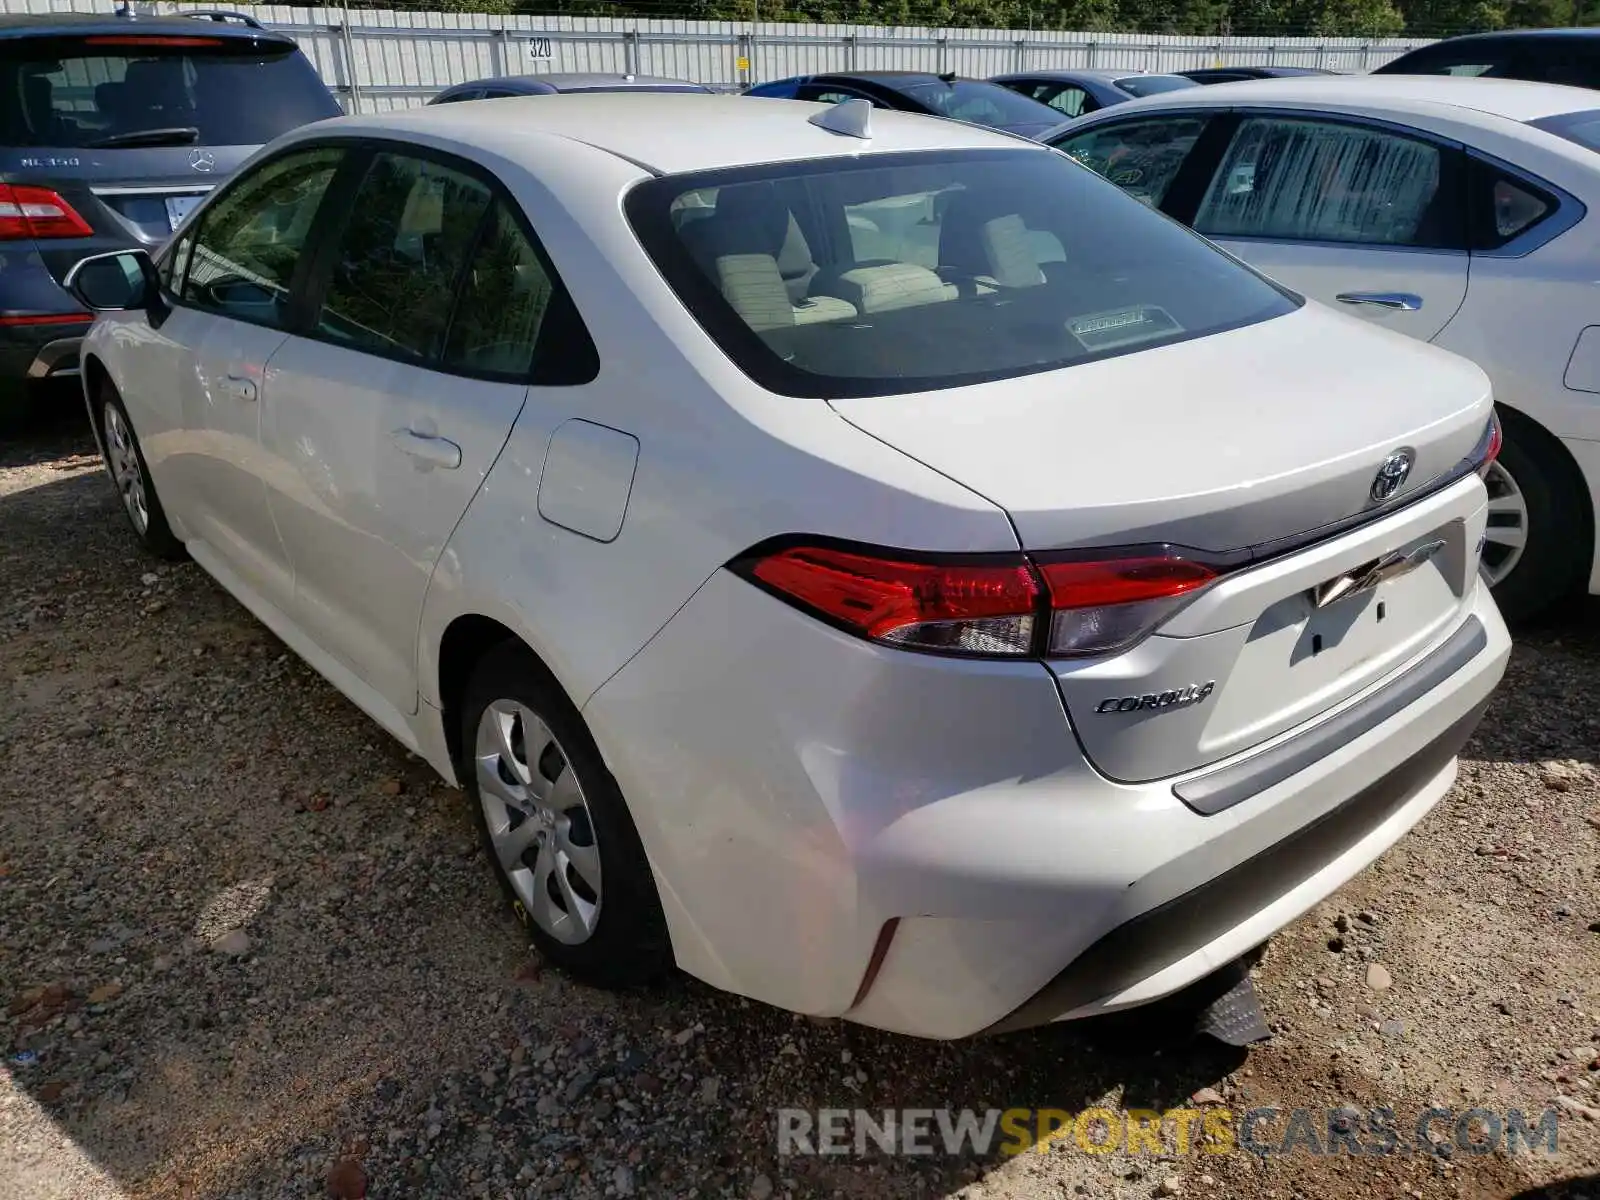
64;249;160;313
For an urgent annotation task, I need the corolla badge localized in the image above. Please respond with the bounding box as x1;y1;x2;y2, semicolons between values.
1370;448;1414;502
188;148;216;173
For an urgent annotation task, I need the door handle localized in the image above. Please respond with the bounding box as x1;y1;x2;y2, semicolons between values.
223;373;257;402
1335;291;1423;312
391;428;462;470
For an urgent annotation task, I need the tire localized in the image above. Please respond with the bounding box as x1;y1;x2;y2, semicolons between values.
96;381;185;561
0;381;39;436
459;642;672;987
1483;406;1593;624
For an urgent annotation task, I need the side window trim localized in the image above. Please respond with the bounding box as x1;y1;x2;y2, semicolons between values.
1465;149;1586;259
1190;108;1471;255
290;135;597;386
160;139;362;333
1156;109;1239;224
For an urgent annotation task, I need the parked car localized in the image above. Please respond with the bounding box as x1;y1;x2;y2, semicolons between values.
70;91;1507;1040
991;67;1198;119
1046;74;1600;622
1179;65;1338;84
742;71;1064;138
430;72;712;104
1373;29;1600;89
0;8;339;429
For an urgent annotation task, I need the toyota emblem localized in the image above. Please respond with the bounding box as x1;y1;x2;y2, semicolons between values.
1370;449;1415;503
188;148;215;173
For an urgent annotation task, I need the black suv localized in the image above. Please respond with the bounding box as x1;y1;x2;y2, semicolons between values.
1374;28;1600;89
0;9;339;427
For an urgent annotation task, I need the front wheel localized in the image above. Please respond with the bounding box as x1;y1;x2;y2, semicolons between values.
460;643;673;987
97;383;185;561
1481;408;1592;623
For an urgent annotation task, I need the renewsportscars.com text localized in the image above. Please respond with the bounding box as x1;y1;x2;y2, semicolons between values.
776;1105;1563;1159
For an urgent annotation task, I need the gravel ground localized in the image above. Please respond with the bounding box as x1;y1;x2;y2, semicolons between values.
3;406;1599;1200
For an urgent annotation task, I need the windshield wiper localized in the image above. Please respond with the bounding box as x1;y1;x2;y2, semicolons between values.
86;127;200;149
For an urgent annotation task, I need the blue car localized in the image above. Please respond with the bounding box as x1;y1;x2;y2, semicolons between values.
0;8;339;428
742;71;1066;139
990;68;1200;120
430;73;714;104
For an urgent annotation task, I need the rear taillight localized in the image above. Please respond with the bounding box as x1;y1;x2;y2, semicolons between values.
1473;411;1502;479
1036;555;1217;657
736;542;1219;660
747;545;1041;656
0;185;94;240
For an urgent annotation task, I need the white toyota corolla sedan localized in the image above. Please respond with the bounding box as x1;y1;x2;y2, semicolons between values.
68;93;1508;1040
1046;75;1600;623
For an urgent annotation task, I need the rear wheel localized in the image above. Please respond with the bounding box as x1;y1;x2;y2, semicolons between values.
97;383;184;560
1482;407;1591;623
460;643;672;987
0;381;38;435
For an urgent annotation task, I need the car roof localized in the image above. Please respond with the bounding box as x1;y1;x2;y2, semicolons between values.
996;68;1154;81
0;10;295;45
1094;73;1600;123
816;70;985;85
1409;26;1600;43
326;91;1039;175
458;72;709;92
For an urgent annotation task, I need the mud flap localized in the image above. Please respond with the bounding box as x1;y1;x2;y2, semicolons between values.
1193;969;1271;1047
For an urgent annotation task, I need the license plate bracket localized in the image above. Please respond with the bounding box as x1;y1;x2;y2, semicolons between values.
164;193;204;231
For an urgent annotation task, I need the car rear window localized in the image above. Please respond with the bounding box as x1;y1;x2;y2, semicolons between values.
626;148;1298;399
1114;74;1198;97
0;35;340;149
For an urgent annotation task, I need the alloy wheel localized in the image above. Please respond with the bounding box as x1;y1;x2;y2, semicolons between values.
474;699;603;944
102;404;149;536
1480;460;1529;588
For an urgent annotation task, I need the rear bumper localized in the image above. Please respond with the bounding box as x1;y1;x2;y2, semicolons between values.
584;569;1509;1040
0;326;88;386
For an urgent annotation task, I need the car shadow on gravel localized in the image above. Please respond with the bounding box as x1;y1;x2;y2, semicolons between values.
1506;1178;1600;1200
1468;596;1600;768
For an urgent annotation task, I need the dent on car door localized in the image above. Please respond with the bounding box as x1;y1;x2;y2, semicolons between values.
1188;115;1470;341
258;148;576;717
161;144;347;610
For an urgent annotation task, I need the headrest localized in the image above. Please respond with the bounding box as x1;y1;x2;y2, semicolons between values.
123;60;192;109
709;183;791;256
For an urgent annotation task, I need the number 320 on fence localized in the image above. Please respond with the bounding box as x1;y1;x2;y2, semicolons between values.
525;36;554;60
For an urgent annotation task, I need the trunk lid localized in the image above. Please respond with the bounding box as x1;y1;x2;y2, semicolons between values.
833;303;1495;785
830;305;1490;555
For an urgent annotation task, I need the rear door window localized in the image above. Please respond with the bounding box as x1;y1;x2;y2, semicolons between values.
1192;117;1464;248
311;152;492;364
1037;83;1095;118
0;36;340;149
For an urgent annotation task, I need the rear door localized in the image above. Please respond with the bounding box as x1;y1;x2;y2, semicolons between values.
258;146;545;715
1185;114;1471;342
0;30;341;284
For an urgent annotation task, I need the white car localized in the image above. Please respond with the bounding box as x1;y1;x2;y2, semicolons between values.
69;93;1508;1040
1047;74;1600;623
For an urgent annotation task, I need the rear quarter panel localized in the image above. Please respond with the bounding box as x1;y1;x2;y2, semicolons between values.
411;130;1017;715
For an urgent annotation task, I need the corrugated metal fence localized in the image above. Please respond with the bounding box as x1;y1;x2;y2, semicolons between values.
1;0;1431;111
